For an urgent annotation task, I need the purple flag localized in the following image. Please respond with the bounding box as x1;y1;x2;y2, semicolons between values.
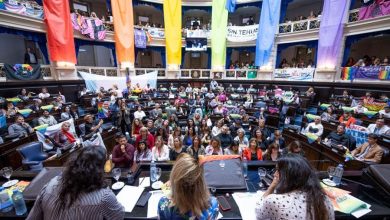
317;0;349;69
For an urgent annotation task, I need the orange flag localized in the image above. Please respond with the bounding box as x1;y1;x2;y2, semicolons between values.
43;0;76;63
111;0;135;65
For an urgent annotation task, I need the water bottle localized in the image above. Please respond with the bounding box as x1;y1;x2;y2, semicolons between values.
56;147;62;157
242;157;248;178
0;187;13;213
125;132;131;141
11;190;27;216
127;171;134;185
150;160;157;183
333;164;344;186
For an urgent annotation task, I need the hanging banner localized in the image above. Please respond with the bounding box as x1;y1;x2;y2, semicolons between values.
134;29;147;49
346;125;369;147
98;101;111;119
79;71;158;93
211;0;228;69
146;28;165;38
3;64;42;80
227;25;258;42
43;0;76;63
186;29;210;38
273;68;315;81
359;1;390;21
70;13;106;40
164;0;182;66
36;119;77;151
111;0;135;65
341;66;390;80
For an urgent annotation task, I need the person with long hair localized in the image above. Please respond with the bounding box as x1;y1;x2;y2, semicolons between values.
131;118;143;138
169;137;187;161
158;154;218;219
152;136;170;161
186;135;205;160
168;127;183;149
205;137;223;155
26;146;124;220
242;138;263;161
60;106;78;121
282;140;304;157
134;141;152;162
254;129;266;151
117;101;131;135
263;143;280;161
255;154;334;220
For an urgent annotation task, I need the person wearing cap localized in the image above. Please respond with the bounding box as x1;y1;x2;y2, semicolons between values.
351;133;384;163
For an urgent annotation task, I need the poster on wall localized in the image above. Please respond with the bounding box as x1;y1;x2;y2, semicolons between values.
226;24;258;42
273;68;315;81
341;66;390;80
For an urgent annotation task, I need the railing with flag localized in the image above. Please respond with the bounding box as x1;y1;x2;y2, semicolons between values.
75;66;120;77
0;63;52;81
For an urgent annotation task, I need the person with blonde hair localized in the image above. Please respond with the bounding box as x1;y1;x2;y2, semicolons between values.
158;154;219;219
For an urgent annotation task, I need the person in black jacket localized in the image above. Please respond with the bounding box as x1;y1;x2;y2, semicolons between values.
217;125;233;150
24;47;38;64
325;124;349;149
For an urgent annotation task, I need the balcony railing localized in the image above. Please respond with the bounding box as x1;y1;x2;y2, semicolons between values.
179;69;211;78
278;17;321;34
75;66;119;77
348;9;359;23
134;68;166;77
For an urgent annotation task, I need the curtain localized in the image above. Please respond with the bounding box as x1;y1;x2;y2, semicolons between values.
211;0;228;69
255;0;281;67
164;0;182;67
317;0;349;69
43;0;76;63
111;0;135;65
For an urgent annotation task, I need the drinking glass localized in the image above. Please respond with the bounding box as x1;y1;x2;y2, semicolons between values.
258;168;267;188
155;167;162;183
112;168;121;182
327;166;336;180
210;187;216;195
0;167;13;182
219;160;225;168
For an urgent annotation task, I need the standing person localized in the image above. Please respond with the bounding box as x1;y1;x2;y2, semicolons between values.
26;146;124;220
112;135;135;168
158;154;219;219
255;154;334;220
117;102;131;135
24;47;38;64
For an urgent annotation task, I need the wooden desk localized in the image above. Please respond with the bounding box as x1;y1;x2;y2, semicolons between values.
43;147;82;167
283;129;366;171
0;133;37;170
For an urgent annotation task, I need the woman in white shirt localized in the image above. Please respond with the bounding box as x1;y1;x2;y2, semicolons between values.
255;154;334;220
152;136;170;161
205;137;223;155
134;105;146;120
211;119;223;137
304;116;324;137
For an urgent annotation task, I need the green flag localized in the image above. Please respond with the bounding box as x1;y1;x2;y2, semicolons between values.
211;0;228;69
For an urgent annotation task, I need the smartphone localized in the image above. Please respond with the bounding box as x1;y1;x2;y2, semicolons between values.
217;196;231;211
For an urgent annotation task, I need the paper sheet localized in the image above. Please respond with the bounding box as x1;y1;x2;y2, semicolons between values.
116;186;144;212
147;190;165;218
139;177;151;188
232;191;264;220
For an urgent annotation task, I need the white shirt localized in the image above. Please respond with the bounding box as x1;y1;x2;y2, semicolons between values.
38;92;50;99
379;110;390;118
134;111;146;120
255;191;334;220
212;126;222;137
353;106;368;113
304;122;324;137
151;145;170;161
367;124;389;135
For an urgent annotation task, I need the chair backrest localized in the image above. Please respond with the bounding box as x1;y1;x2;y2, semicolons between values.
17;141;44;161
306;107;318;115
293;115;304;126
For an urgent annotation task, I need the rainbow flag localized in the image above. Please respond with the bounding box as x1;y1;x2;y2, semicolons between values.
97;101;110;119
378;69;389;80
18;109;32;118
341;67;356;80
41;105;53;112
34;124;48;134
364;102;387;111
305;133;318;144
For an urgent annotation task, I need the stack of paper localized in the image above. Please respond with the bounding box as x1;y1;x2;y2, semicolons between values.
147;190;165;218
116;186;144;212
232;191;264;220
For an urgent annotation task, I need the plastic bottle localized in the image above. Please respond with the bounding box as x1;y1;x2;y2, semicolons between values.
333;164;344;186
242;157;248;178
11;190;27;216
127;171;134;185
125;132;131;141
0;187;13;213
150;160;157;183
56;147;62;157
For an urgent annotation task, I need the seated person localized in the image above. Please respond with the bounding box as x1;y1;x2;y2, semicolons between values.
267;130;286;149
367;119;389;135
38;87;50;99
84;114;103;136
217;125;233;149
303;116;324;137
234;128;249;149
236;84;245;93
53;122;77;150
60;106;78;121
251;119;272;140
52;96;64;110
325;124;349;150
112;135;135;168
38;110;58;126
8;115;34;138
169;137;187;161
351;133;384;163
6;102;19;117
379;106;390;118
186;135;206;160
135;127;155;150
281;140;304;157
150;103;163;119
263;143;280;161
152;136;170;161
205;137;223;155
134;105;146;120
338;111;356;128
242;138;263;161
352;102;368;114
224;140;242;155
134;141;152;162
320;107;337;122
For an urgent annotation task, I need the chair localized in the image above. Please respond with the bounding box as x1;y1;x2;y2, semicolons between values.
17;142;48;171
